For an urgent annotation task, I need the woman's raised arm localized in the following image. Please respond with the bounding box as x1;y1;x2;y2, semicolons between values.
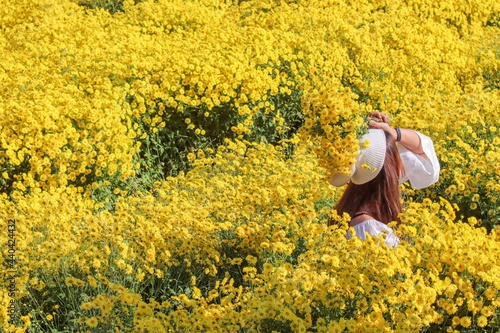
368;112;427;159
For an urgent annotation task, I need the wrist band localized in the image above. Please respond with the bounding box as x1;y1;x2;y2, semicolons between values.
395;127;402;142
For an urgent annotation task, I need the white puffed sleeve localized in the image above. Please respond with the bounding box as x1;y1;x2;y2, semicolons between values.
398;131;440;190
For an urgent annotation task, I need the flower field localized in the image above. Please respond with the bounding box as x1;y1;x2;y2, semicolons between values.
1;0;500;331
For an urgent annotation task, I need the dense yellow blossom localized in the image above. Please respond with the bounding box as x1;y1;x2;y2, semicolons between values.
0;0;500;332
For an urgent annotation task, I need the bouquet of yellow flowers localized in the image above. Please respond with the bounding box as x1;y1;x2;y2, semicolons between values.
299;78;378;183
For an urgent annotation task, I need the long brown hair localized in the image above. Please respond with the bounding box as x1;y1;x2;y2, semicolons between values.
330;131;405;227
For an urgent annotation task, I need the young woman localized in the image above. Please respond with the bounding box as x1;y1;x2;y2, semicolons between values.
328;112;440;248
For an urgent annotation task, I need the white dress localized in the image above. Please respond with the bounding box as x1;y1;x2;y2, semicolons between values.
346;131;440;248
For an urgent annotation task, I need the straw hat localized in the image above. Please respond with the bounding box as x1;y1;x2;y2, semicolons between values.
328;129;387;186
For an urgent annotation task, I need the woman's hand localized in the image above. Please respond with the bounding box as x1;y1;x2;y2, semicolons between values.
368;111;391;123
367;112;397;140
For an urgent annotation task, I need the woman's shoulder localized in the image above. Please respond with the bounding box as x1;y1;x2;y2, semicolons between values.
351;219;394;233
347;219;399;248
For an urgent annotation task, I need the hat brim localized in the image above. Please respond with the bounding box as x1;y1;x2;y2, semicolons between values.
328;165;355;187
